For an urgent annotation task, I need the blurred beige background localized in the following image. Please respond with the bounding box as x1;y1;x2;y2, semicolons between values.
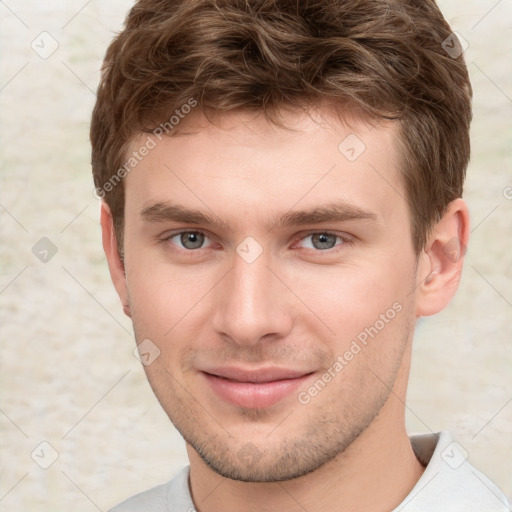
0;1;511;510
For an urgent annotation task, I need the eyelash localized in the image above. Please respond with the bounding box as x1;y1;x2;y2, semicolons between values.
161;230;353;255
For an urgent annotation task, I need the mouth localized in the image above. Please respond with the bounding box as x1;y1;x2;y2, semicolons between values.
201;366;315;409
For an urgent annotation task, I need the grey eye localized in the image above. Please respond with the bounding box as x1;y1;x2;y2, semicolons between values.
178;232;205;250
309;233;339;250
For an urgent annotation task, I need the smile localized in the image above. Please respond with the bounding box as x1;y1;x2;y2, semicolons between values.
201;367;315;409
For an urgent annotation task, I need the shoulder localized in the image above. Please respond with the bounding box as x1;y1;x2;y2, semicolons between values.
399;431;511;512
109;482;169;512
108;466;194;512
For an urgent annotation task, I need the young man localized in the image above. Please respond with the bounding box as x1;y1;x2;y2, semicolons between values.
90;0;510;510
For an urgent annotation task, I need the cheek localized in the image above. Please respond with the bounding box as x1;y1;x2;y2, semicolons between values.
125;255;218;342
283;258;412;341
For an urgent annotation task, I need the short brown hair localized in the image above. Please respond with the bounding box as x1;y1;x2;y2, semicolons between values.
90;0;472;255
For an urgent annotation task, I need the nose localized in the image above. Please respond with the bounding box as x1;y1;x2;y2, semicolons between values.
211;245;293;347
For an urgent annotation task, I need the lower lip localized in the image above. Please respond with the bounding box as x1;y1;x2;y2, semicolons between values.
202;372;313;409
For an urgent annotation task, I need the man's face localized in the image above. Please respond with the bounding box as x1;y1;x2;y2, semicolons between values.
121;107;420;482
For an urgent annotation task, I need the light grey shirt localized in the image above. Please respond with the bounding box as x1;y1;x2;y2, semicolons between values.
109;431;511;511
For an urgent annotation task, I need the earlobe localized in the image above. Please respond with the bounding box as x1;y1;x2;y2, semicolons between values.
100;202;131;317
415;198;470;317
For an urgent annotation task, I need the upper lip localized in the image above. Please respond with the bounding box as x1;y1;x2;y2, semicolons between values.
202;366;313;383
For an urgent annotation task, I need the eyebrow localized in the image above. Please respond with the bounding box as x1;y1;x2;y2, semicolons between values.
140;201;379;231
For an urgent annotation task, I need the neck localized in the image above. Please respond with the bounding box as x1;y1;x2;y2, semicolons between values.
187;344;425;512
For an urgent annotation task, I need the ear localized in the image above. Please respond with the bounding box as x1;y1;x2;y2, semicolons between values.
415;198;470;317
100;202;131;318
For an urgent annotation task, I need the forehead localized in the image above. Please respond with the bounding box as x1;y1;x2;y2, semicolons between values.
123;107;405;229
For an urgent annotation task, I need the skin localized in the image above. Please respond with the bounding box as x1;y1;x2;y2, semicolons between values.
101;105;470;512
